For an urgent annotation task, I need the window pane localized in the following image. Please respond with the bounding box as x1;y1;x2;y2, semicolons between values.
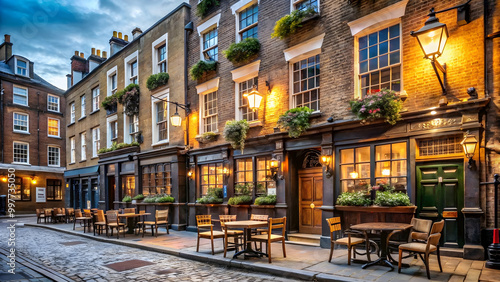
375;161;391;177
375;144;391;161
392;142;406;159
356;163;370;178
392;160;407;176
340;149;354;164
356;147;370;162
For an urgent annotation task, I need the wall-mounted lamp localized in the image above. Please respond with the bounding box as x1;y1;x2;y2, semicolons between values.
411;1;471;106
1;175;7;182
244;85;263;112
270;154;284;181
31;175;37;185
223;167;230;176
461;131;478;168
319;155;332;178
187;168;194;180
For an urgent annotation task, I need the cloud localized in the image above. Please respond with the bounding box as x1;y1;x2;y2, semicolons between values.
0;0;187;90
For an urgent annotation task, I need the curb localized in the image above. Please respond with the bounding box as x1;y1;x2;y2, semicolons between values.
25;223;365;282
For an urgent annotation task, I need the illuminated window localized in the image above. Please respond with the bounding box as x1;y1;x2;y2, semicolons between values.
47;179;62;200
48;118;60;137
11;177;30;201
141;163;171;195
340;146;370;192
418;135;463;157
235;158;253;195
374;142;407;189
200;163;224;196
121;175;135;198
239;77;258;122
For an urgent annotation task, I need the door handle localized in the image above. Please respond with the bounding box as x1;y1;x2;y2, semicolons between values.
310;203;315;209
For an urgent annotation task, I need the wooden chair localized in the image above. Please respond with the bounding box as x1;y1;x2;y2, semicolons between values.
250;217;286;263
36;209;45;224
73;210;92;232
142;209;169;237
123;208;136;213
135;210;146;235
250;214;269;251
220;215;244;257
326;217;369;265
398;220;445;279
389;218;433;258
105;210;126;239
93;210;106;236
196;215;225;255
65;208;75;223
54;208;66;223
44;208;53;223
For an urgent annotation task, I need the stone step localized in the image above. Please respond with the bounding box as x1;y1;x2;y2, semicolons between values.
287;233;321;246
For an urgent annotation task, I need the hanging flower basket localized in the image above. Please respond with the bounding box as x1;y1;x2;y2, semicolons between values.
223;119;250;152
277;106;313;138
117;84;140;116
222;38;260;64
272;8;317;40
349;89;403;125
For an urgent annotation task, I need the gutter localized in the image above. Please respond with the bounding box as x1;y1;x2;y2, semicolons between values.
0;80;3;163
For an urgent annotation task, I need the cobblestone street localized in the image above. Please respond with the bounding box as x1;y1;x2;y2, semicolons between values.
0;223;297;282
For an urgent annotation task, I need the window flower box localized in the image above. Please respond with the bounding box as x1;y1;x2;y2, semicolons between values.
349;89;403;125
222;38;260;65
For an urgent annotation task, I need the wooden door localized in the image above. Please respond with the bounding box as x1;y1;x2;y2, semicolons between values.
299;168;323;234
416;163;464;247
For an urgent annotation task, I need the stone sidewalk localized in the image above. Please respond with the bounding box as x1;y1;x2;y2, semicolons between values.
8;216;500;282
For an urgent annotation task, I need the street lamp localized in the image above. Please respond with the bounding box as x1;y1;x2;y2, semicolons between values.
243;85;263;112
461;131;478;168
170;107;182;127
270;154;283;181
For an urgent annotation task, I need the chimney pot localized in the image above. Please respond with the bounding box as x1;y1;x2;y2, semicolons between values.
118;32;122;39
80;52;84;58
132;27;143;40
4;34;10;43
97;49;101;57
113;31;117;37
91;48;95;55
74;50;79;56
102;51;107;59
124;35;128;41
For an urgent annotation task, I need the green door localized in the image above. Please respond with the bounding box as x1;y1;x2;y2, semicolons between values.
416;162;464;248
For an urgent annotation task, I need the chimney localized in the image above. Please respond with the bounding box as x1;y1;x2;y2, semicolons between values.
0;34;13;61
109;31;127;56
91;48;95;55
70;50;87;87
97;49;101;57
88;47;106;73
66;74;71;89
79;52;84;58
102;51;107;59
132;27;142;40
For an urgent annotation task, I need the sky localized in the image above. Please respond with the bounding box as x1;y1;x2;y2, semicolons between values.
0;0;188;90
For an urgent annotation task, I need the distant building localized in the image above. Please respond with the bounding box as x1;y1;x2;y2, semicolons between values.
0;34;66;212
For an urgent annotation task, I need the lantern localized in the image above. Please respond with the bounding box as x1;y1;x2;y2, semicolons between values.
244;85;263;111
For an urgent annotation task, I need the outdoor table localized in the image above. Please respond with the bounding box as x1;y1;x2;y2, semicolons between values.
224;220;268;259
350;222;412;270
118;213;151;234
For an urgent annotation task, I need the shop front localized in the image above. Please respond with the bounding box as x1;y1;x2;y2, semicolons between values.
64;166;99;210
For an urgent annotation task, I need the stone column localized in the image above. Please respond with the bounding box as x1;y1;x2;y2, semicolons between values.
274;139;288;222
320;132;334;248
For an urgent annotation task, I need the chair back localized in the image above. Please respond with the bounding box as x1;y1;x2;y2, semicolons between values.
219;215;237;229
96;210;105;222
410;218;433;241
196;215;212;227
326;217;342;239
83;209;92;217
36;209;43;216
267;217;286;239
44;208;53;216
123;208;136;214
75;210;83;217
156;209;169;222
139;210;146;214
427;220;445;246
66;208;74;216
106;210;119;224
60;208;66;215
250;214;268;221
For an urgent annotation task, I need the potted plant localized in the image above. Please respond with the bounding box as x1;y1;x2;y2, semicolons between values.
349;89;403;125
155;194;175;203
222;38;260;64
374;191;411;207
254;194;277;206
196;188;224;204
144;195;158;203
190;60;217;81
132;194;145;201
117;84;140;117
272;8;317;39
336;191;372;206
223;119;250;152
196;0;220;17
195;132;219;144
228;195;252;205
101;94;118;115
277;106;313;138
122;195;132;203
146;72;170;91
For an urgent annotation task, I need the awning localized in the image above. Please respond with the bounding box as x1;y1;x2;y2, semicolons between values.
64;165;99;178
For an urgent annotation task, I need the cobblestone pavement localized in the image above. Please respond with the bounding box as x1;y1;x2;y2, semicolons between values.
0;223;298;282
0;251;53;282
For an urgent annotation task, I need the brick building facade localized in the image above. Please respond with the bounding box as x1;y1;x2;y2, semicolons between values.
0;34;66;212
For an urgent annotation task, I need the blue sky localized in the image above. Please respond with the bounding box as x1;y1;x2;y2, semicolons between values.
0;0;187;90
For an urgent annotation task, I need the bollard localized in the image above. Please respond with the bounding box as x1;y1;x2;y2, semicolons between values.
486;174;500;269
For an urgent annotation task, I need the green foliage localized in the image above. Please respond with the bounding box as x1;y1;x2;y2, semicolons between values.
101;94;118;111
132;194;145;200
196;0;220;17
98;141;140;154
146;73;170;91
223;119;250;151
349;89;403;125
197;188;223;204
122;195;132;203
143;196;157;203
116;84;140;116
336;192;372;206
228;195;252;205
374;191;411;206
190;60;217;80
272;8;316;39
254;194;277;205
156;195;175;203
222;38;260;64
277;107;313;138
196;132;218;143
234;183;252;195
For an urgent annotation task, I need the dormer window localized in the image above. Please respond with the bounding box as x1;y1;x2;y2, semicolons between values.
16;59;28;76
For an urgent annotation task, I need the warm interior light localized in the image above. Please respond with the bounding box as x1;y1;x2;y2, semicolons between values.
31;179;37;184
223;167;229;175
246;85;263;111
170;111;182;127
1;176;7;182
382;169;391;176
350;171;359;179
430;110;437;115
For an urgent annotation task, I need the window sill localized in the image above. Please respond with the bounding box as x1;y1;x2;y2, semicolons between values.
78;116;86;121
69;162;75;165
310;111;323;119
12;102;29;107
79;159;87;163
248;120;262;128
67;122;75;127
48;165;60;168
152;140;169;147
48;136;62;139
13;131;30;135
90;109;100;115
300;12;320;24
91;156;98;160
47;109;61;114
12;162;31;166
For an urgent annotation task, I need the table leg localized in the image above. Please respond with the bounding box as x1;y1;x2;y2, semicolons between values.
232;228;268;259
126;217;136;234
361;230;395;271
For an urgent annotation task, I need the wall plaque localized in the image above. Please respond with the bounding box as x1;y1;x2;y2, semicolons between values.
410;117;460;131
442;211;458;218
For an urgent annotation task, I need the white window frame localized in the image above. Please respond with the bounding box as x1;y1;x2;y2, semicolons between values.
123;113;139;143
13;112;29;133
106;114;118;148
151;90;170;146
151;34;168;75
231;0;259;43
92;127;100;158
70;103;75;123
47;145;60;167
106;66;118;97
231;60;261;122
92;87;100;112
14;57;29;77
47;94;60;112
291;0;320;13
70;137;75;164
196;77;220;134
13;141;29;165
47;117;60;138
13;85;28;106
197;14;221;61
80;94;86;118
124;50;139;86
80;132;87;161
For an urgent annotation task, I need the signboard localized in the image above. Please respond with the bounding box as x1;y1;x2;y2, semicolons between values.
223;185;227;198
36;187;46;203
268;188;277;195
442;211;458;218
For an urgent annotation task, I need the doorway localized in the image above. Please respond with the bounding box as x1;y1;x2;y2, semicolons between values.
298;167;323;234
107;176;115;210
416;162;464;247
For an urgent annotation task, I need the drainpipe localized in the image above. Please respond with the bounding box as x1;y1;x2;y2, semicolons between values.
0;81;4;163
37;91;40;166
484;0;489;97
184;20;193;227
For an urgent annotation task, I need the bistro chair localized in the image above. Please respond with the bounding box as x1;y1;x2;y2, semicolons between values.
142;209;169;237
250;214;269;251
73;210;92;232
389;218;433;259
196;215;225;255
65;208;75;223
44;208;53;223
94;210;106;236
123;208;136;214
36;209;45;224
54;208;66;223
105;210;126;239
219;215;244;258
326;217;372;265
398;220;445;279
250;217;287;263
135;210;147;235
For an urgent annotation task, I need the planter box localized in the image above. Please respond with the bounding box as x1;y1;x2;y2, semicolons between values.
98;146;140;159
106;105;117;115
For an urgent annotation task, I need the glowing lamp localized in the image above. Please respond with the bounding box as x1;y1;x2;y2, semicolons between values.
411;11;448;60
319;155;331;166
1;176;7;182
170;111;182;127
461;131;478;168
382;169;391;176
350;171;359;179
270;156;279;169
245;85;263;111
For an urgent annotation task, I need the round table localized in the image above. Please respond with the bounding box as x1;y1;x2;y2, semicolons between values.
350;222;412;270
118;213;151;234
224;220;268;259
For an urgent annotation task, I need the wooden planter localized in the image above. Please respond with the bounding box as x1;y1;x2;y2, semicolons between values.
335;205;416;227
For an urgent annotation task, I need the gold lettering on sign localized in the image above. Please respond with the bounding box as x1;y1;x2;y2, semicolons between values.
442;211;458;218
410;118;460;131
462;113;478;123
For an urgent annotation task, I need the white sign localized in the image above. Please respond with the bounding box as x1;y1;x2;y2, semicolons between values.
268;188;277;196
36;187;46;203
